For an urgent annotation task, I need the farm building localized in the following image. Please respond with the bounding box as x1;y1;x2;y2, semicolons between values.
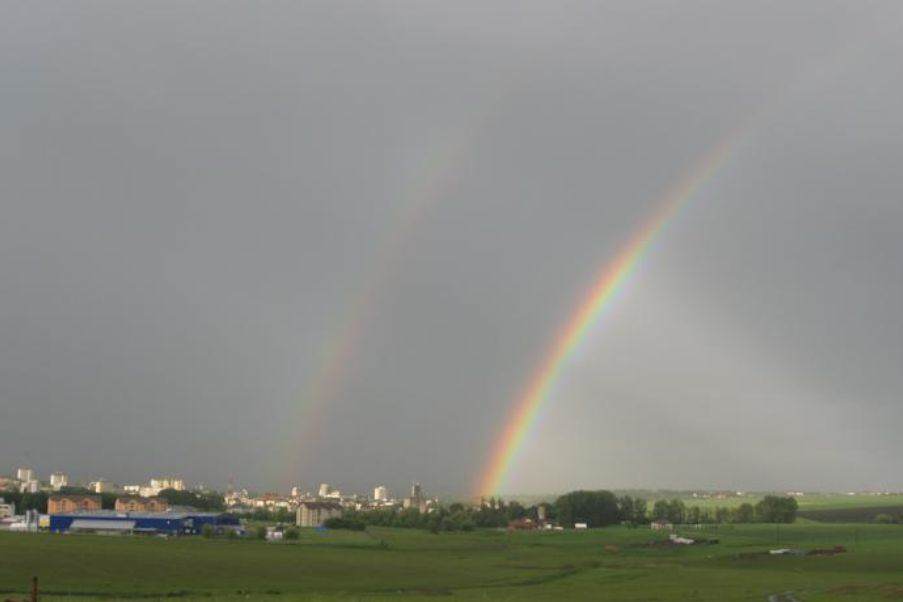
49;511;239;535
650;519;674;531
507;518;538;531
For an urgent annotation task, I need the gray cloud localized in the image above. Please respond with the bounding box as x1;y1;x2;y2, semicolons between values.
1;1;901;495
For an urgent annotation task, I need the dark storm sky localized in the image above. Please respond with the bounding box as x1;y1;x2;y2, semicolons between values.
1;1;901;495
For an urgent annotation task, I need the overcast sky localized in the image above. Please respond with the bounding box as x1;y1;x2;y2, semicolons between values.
2;1;901;496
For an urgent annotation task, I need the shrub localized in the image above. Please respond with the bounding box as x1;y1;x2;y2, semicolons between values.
255;525;268;539
323;516;366;531
283;527;300;540
201;524;215;539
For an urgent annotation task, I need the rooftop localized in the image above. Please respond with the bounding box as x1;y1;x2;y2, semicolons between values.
51;510;224;519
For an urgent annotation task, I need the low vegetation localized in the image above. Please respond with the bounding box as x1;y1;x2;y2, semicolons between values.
337;490;798;532
798;506;903;524
2;523;903;601
156;488;225;511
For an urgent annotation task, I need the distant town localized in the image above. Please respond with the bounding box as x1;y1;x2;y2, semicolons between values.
0;465;443;535
3;465;902;538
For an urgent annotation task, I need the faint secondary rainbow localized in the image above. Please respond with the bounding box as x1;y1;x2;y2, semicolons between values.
285;137;469;483
284;90;508;486
294;142;461;434
475;129;743;497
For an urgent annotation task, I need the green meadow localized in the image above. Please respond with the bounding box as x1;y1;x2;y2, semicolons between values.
794;494;903;510
2;522;903;601
651;493;903;511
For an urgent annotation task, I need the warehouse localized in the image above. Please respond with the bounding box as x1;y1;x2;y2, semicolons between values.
49;511;239;535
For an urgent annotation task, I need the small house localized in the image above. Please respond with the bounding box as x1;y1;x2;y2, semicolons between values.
650;519;674;531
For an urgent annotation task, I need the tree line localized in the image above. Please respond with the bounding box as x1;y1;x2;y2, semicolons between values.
651;495;798;525
326;491;798;532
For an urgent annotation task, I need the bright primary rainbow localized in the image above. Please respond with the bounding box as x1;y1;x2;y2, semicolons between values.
475;130;743;497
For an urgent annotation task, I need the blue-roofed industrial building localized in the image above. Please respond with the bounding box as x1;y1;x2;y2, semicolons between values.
49;510;240;535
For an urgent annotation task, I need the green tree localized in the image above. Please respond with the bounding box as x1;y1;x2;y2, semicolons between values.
616;495;649;525
686;506;701;525
633;498;648;524
714;506;731;524
158;488;224;511
652;499;670;521
666;499;686;524
505;501;527;521
733;503;755;523
21;491;49;513
617;496;635;524
554;490;620;528
754;496;798;523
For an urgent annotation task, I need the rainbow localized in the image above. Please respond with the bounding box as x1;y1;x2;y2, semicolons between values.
285;137;467;481
475;130;742;496
284;91;509;484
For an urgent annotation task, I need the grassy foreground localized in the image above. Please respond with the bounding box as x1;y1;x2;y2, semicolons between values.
2;523;903;601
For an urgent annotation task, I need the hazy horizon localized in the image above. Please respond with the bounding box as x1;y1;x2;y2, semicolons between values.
2;1;902;496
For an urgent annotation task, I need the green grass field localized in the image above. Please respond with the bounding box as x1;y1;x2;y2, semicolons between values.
2;522;903;601
794;494;903;510
656;493;903;511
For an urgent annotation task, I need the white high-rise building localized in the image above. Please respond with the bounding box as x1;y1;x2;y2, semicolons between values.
318;483;331;498
149;477;184;492
91;479;115;494
50;472;69;490
15;467;34;482
373;485;388;502
291;486;302;498
403;482;426;511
